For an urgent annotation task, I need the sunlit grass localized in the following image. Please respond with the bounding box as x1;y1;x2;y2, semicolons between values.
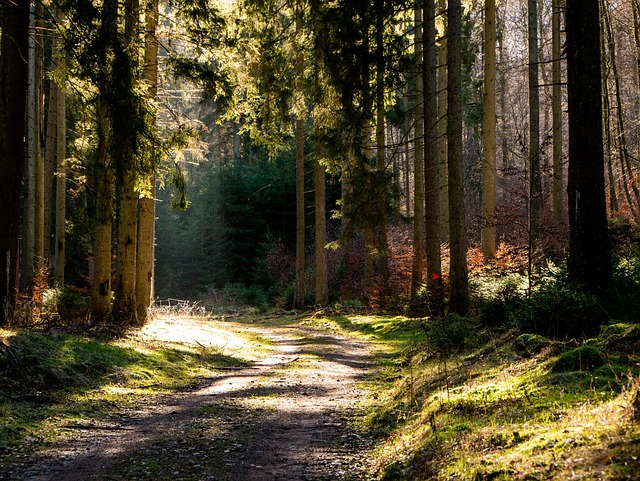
316;314;640;480
0;316;254;455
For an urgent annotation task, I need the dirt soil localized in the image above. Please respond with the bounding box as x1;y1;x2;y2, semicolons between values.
2;316;376;481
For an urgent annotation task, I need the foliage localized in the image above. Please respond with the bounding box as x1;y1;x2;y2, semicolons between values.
424;314;476;353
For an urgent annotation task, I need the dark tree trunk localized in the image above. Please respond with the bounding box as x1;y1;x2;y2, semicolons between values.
566;0;612;294
0;0;31;324
447;0;469;315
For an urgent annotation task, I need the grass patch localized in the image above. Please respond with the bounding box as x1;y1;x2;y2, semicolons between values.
319;314;640;480
0;320;248;458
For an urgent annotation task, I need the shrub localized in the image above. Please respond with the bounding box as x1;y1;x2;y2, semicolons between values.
517;280;603;339
425;314;475;353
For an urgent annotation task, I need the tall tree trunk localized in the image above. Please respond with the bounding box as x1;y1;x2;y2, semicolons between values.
54;81;67;287
601;55;620;216
314;129;328;306
437;0;449;243
24;9;38;290
293;4;305;310
424;0;442;308
552;0;565;227
44;69;57;271
90;0;118;323
411;5;425;296
136;0;159;321
0;0;31;324
528;0;542;256
375;0;389;284
90;102;114;323
114;0;141;325
566;0;612;295
447;0;468;315
482;0;497;261
33;4;45;292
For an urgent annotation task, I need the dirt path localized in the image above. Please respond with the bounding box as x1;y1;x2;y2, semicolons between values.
4;317;375;481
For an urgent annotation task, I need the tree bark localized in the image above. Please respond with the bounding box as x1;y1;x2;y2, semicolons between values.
552;0;565;228
54;81;67;287
114;0;141;325
528;0;542;256
136;0;160;321
411;5;425;296
0;0;31;324
482;0;497;261
424;0;442;308
375;0;389;284
437;0;449;243
90;0;118;323
447;0;469;315
293;4;305;310
566;0;612;294
314;132;328;306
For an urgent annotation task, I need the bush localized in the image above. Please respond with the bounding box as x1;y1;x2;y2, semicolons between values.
425;314;475;353
517;280;603;339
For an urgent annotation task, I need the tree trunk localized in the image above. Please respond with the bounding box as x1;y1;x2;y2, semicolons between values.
528;0;542;256
33;4;45;292
293;4;305;310
0;0;31;324
424;0;442;308
482;0;497;261
90;102;115;323
114;0;141;326
437;0;449;243
90;0;118;323
314;132;328;306
24;9;37;290
375;0;389;284
136;0;159;321
411;5;425;296
566;0;612;294
44;69;57;271
54;81;67;287
447;0;469;315
552;0;565;228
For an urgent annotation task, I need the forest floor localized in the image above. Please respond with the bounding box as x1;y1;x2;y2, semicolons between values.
0;314;376;480
3;311;640;480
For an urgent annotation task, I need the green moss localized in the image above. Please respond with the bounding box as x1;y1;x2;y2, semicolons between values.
514;333;550;357
551;346;606;373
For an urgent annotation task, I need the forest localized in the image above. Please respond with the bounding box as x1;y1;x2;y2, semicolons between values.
2;0;640;479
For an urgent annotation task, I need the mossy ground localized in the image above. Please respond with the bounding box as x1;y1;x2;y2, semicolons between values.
308;314;640;480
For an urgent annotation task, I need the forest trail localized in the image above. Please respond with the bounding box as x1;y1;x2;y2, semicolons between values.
6;315;374;480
